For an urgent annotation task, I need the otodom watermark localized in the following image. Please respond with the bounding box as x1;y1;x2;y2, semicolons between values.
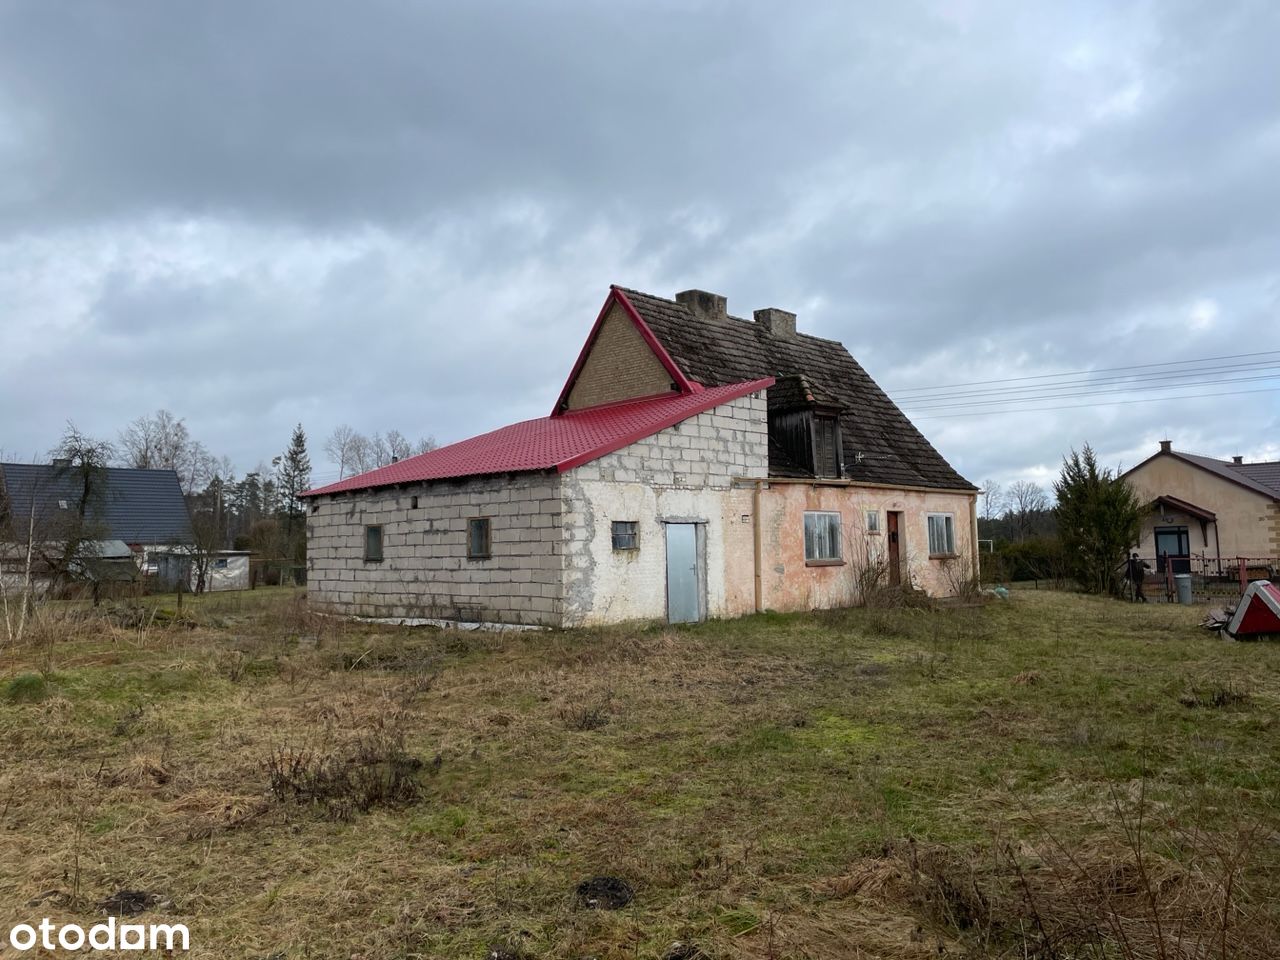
8;917;190;952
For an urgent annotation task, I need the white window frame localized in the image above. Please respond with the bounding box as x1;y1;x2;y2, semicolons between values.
865;509;881;534
927;513;956;557
804;511;843;565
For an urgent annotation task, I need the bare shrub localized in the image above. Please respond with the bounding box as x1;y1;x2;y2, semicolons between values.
557;698;611;731
1178;683;1250;710
265;726;429;821
939;554;983;602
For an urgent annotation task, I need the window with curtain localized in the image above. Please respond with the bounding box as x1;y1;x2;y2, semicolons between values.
804;511;842;563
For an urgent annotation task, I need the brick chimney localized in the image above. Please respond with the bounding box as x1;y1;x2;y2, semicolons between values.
754;307;797;337
675;289;727;321
1159;440;1172;453
1232;455;1244;464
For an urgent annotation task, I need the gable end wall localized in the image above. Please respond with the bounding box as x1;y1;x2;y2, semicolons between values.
565;302;676;410
1125;455;1278;559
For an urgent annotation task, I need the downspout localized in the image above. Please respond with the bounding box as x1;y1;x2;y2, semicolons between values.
753;480;764;613
970;492;980;583
1213;519;1221;574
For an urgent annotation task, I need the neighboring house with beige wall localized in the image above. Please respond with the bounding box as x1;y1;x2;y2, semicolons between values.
1122;440;1280;573
303;285;978;627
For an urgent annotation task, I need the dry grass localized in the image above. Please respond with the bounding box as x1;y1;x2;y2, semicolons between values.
0;588;1278;958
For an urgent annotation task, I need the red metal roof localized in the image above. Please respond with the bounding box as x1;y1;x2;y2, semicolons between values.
303;378;773;497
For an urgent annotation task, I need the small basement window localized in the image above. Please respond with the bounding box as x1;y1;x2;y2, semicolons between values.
611;521;639;550
804;511;843;564
467;518;491;560
866;510;880;534
927;513;956;556
365;524;384;562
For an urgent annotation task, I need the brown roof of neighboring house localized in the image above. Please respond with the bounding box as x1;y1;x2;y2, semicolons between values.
614;287;975;491
1234;460;1280;497
1173;451;1280;500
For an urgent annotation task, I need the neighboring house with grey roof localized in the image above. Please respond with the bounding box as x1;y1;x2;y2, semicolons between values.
1121;440;1280;573
0;462;193;587
303;285;978;627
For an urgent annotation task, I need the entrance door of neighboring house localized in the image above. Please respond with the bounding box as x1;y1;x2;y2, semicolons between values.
665;522;703;624
1154;526;1191;574
886;511;903;587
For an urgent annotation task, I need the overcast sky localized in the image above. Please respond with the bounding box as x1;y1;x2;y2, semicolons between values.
2;1;1277;491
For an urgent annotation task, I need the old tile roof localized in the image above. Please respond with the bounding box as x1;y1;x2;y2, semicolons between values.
304;378;774;497
0;463;194;545
615;287;975;490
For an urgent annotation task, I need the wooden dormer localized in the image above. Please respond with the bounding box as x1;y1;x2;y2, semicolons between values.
767;375;844;479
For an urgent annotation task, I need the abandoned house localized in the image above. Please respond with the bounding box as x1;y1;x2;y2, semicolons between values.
1122;441;1280;574
303;286;979;626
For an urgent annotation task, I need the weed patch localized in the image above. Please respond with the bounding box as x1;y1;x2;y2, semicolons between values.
4;672;50;703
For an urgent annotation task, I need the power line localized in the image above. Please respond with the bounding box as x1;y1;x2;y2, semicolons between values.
909;385;1280;420
889;349;1280;396
901;371;1280;412
893;358;1280;403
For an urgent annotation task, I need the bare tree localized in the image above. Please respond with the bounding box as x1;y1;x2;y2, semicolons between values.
979;479;1004;521
333;428;438;476
324;425;359;480
1005;479;1050;541
0;460;43;644
118;410;217;494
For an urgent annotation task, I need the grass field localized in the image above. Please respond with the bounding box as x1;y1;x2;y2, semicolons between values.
1;590;1277;959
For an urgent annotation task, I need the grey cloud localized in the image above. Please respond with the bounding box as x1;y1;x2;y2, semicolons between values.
0;0;1277;488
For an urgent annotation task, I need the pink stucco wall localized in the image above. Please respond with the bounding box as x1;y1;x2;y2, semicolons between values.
753;482;978;610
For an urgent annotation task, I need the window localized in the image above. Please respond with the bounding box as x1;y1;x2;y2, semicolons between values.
214;558;228;569
410;495;419;509
611;521;639;550
364;524;384;561
866;510;881;534
814;415;841;478
927;513;955;556
467;518;491;560
804;511;843;564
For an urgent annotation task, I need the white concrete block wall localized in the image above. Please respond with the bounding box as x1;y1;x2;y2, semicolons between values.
306;472;563;626
561;391;768;625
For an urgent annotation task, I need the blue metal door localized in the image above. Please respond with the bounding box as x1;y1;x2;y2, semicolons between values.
665;523;701;624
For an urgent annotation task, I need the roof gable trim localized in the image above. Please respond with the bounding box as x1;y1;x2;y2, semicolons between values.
551;286;698;416
1125;449;1280;502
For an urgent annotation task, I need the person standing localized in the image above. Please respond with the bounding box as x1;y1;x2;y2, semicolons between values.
1127;552;1150;602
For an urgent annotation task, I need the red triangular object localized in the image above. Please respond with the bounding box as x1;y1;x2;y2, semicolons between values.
1227;581;1280;637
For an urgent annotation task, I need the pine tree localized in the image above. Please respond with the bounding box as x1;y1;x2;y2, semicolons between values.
274;424;311;561
1053;444;1142;595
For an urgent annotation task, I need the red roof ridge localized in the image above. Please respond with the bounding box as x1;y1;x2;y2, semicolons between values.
303;377;773;498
